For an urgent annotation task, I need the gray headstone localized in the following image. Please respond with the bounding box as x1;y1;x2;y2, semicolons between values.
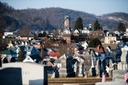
113;70;125;80
95;80;126;85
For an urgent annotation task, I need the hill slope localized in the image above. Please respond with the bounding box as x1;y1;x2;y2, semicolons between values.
0;1;128;32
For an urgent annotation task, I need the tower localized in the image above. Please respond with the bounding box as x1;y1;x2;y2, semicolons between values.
64;16;70;29
63;16;71;44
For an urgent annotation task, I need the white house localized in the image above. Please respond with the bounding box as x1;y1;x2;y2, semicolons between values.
73;29;79;35
23;56;34;63
4;32;13;36
81;41;88;50
23;46;34;63
124;28;128;36
82;27;90;34
104;36;117;44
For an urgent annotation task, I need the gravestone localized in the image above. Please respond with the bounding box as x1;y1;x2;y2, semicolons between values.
113;70;125;80
66;55;75;77
59;54;67;77
0;68;22;85
96;70;127;85
0;58;2;67
1;63;47;85
95;80;126;85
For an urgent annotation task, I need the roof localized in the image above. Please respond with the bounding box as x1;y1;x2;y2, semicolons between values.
23;56;34;63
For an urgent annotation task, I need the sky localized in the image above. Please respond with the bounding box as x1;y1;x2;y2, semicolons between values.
1;0;128;15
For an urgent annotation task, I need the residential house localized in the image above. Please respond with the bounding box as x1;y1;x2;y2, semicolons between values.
23;46;42;63
104;36;117;44
3;32;13;37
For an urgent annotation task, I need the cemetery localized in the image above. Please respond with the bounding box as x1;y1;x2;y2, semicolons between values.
0;6;128;84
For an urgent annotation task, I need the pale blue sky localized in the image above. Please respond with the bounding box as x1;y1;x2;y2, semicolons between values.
1;0;128;15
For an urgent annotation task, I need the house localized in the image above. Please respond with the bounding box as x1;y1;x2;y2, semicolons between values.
63;34;71;44
16;36;33;41
23;55;34;63
81;41;88;50
19;37;28;41
19;45;41;63
1;48;18;63
1;50;11;63
4;32;13;37
30;46;42;63
89;31;105;39
25;46;42;63
7;41;13;48
82;27;90;34
9;45;19;58
73;29;79;36
104;36;117;44
33;43;41;49
124;28;128;36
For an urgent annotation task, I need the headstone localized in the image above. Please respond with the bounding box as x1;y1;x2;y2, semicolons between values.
0;58;2;67
63;84;79;85
59;54;67;77
96;80;126;85
102;73;106;82
0;68;22;85
66;54;75;77
92;67;96;76
113;70;125;80
1;63;47;85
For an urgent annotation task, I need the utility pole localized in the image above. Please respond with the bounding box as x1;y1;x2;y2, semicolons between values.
40;39;45;61
0;54;2;67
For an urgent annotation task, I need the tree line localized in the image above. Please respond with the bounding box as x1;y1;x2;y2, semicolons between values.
74;17;126;32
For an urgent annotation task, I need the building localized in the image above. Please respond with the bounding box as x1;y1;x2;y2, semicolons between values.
62;15;71;44
124;28;128;36
104;36;117;44
64;16;70;29
89;31;105;39
82;27;90;34
4;32;13;36
73;29;79;36
3;32;14;39
63;34;71;44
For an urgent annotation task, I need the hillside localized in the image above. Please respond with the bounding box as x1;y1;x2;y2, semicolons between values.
98;12;128;30
10;8;97;31
0;1;128;32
